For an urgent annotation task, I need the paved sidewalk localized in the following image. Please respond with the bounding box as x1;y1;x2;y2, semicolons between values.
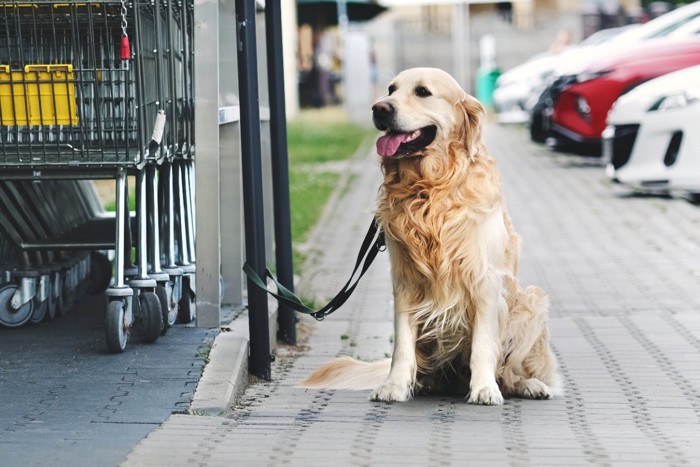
0;293;215;467
124;124;700;466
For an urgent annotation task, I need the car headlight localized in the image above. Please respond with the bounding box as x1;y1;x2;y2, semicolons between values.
575;70;611;84
648;91;699;112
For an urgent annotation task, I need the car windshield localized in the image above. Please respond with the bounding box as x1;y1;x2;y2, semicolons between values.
609;2;700;44
580;25;640;46
647;12;700;38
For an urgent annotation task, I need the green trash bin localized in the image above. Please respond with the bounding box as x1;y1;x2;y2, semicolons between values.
476;67;501;108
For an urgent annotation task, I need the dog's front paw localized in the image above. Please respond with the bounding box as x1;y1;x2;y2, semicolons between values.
370;380;412;402
516;378;552;400
468;382;504;405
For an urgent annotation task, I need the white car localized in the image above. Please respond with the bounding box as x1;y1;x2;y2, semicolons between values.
494;1;700;124
604;65;700;197
492;52;553;124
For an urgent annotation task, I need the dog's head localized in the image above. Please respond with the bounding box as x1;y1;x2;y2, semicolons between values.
372;68;485;159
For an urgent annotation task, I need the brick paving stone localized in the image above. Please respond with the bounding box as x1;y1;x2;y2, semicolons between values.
0;293;215;466
124;124;700;466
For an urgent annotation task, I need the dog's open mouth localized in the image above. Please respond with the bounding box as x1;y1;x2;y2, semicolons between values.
376;125;437;158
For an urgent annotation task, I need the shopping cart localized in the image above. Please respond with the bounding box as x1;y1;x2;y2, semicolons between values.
155;0;196;325
0;0;195;351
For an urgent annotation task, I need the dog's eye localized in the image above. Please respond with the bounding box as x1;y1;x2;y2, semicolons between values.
415;86;432;98
388;85;396;96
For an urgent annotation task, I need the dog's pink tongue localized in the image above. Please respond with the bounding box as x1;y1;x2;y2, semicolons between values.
376;132;411;157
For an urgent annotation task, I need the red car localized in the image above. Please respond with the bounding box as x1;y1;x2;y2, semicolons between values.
544;38;700;155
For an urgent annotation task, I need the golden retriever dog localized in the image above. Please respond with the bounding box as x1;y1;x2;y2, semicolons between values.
301;68;561;404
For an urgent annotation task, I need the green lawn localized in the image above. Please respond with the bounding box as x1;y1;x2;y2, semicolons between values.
102;194;136;212
288;169;340;245
287;107;375;269
97;178;135;212
287;110;375;165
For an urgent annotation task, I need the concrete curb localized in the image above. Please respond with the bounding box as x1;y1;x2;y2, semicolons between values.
189;329;249;415
190;304;277;415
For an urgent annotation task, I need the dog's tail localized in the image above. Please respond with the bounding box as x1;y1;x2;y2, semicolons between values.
298;357;391;390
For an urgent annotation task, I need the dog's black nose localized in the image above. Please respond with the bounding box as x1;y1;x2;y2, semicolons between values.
372;101;394;131
372;101;394;119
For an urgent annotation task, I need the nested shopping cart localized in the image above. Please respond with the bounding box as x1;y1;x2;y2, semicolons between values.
155;0;196;325
0;0;195;352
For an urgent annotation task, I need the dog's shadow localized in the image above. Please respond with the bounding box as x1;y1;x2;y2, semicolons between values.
366;394;529;410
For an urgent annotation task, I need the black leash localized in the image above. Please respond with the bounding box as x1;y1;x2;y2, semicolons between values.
243;218;386;321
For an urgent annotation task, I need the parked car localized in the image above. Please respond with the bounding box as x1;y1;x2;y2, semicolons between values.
533;38;700;155
496;0;700;125
493;26;641;124
604;65;700;198
493;26;640;124
550;5;700;79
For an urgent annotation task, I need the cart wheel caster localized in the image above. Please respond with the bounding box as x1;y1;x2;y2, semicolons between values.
88;252;113;294
155;285;175;335
29;298;48;325
106;299;129;353
50;273;61;319
138;291;163;343
54;297;66;319
177;277;195;324
44;289;56;321
57;280;75;318
0;284;34;328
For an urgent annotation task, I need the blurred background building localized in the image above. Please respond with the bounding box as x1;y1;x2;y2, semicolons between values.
288;0;684;122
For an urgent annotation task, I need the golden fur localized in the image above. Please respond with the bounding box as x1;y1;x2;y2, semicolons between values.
301;68;561;404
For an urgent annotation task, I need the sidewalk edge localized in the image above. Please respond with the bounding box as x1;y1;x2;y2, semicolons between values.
189;304;277;415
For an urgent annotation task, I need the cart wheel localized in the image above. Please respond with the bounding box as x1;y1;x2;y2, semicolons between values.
45;288;56;321
54;297;66;319
138;292;163;344
29;298;48;324
75;273;87;301
105;299;129;353
88;252;113;294
50;273;62;318
177;277;196;324
155;285;174;335
0;284;34;328
56;275;75;318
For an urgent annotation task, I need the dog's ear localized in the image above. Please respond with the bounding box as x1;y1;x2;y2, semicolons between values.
455;92;486;159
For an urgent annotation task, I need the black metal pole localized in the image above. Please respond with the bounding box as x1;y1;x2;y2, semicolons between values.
265;0;296;345
236;0;271;380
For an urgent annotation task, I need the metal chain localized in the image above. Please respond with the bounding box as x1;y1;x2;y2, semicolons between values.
119;0;130;67
120;0;128;37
